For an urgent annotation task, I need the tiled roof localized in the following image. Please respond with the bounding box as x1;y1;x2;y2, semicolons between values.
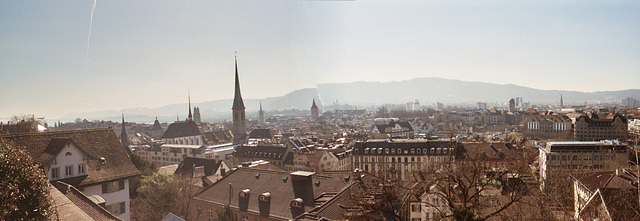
2;128;140;187
161;121;201;139
174;157;221;177
248;129;275;140
51;181;122;221
202;131;233;144
192;168;352;220
234;144;290;161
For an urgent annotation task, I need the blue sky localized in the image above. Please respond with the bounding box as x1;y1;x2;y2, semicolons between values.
1;0;638;119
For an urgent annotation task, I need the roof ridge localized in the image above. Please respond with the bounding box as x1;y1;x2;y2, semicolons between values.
1;128;113;138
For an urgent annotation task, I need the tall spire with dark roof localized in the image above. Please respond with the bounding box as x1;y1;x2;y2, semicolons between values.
120;114;129;152
560;94;564;108
232;53;246;141
188;91;193;121
232;55;245;110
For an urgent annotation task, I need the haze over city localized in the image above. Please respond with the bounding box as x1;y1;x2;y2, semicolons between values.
1;0;639;120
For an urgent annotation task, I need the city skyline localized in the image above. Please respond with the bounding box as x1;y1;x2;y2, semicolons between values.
2;0;639;119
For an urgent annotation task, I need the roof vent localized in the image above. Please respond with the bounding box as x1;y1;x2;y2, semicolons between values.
344;175;350;182
256;173;261;179
283;176;288;183
99;157;106;165
315;180;321;186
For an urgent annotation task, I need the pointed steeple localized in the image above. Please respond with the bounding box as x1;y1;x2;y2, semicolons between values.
188;91;193;121
560;94;564;108
311;98;318;109
120;114;129;148
232;55;245;110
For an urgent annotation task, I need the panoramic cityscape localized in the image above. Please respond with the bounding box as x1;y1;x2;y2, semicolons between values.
2;1;640;221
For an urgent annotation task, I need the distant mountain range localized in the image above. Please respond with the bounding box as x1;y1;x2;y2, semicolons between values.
59;77;640;123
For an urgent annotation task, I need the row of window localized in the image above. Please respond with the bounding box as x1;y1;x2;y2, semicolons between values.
102;180;125;194
50;164;87;180
360;147;453;155
548;154;612;161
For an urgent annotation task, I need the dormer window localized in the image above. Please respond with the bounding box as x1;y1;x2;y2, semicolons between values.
239;189;250;198
259;192;271;201
65;152;72;156
291;198;303;208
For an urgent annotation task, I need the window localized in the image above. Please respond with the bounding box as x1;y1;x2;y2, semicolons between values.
241;215;249;221
78;164;86;174
207;209;212;218
65;165;73;177
412;204;422;212
102;180;125;194
106;202;126;215
51;168;60;179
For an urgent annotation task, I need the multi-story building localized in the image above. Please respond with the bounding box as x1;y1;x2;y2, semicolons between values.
284;151;338;173
371;120;415;139
523;114;572;139
136;142;238;167
233;144;292;168
3;129;140;220
351;139;454;179
538;141;628;182
574;113;628;141
484;107;505;125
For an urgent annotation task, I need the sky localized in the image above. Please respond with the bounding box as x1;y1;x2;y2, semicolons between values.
1;0;638;120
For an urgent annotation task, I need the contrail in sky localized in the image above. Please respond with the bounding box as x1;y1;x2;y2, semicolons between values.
86;0;97;62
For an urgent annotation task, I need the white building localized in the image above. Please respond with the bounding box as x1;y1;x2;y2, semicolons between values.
3;129;140;220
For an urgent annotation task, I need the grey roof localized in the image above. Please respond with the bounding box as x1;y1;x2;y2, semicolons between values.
161;121;201;139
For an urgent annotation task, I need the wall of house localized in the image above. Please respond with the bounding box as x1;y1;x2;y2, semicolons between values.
83;179;131;221
48;143;88;180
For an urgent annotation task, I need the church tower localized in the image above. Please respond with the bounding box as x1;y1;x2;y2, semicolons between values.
560;94;564;108
311;98;319;121
258;102;265;127
232;55;246;141
120;114;132;155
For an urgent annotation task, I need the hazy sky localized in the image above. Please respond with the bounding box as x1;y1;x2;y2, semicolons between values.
1;0;638;120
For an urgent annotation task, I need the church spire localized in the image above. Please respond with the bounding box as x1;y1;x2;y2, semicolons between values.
232;54;245;110
560;94;564;108
188;91;193;121
120;114;129;152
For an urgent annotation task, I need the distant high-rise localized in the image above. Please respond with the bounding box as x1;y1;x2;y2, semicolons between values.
311;99;319;121
232;55;246;141
509;98;516;112
258;102;265;127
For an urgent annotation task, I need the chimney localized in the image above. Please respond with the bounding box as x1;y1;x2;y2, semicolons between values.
290;171;315;207
258;192;271;217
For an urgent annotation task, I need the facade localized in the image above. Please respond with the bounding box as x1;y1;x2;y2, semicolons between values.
2;129;140;220
483;107;505;125
351;139;454;179
523;114;572;139
538;141;628;182
456;142;522;172
232;56;247;141
284;151;339;173
136;142;238;167
574;113;628;141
